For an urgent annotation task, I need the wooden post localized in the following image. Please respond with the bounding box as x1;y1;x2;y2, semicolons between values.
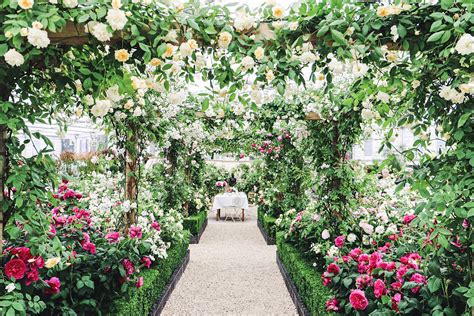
124;124;139;229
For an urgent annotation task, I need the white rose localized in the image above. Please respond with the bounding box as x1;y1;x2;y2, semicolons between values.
352;61;368;77
91;23;112;42
359;221;374;235
5;283;15;293
299;51;317;64
124;99;134;110
390;25;399;42
63;0;77;8
376;91;390;103
133;107;143;117
241;56;255;70
218;31;232;49
455;33;474;55
347;233;357;243
90;99;112;117
254;47;265;60
27;28;50;48
106;84;123;103
106;9;127;31
167;91;186;105
83;94;94;105
375;225;385;234
361;108;375;120
322;229;330;240
179;42;193;57
195;52;206;69
289;21;298;31
163;29;178;43
234;11;255;32
4;48;24;67
20;28;28;36
266;69;275;82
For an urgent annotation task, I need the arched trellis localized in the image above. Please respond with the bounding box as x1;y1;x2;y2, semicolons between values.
0;6;473;309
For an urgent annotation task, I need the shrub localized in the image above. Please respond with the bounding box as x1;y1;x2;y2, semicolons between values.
183;211;207;236
108;237;189;315
276;233;331;315
257;206;277;239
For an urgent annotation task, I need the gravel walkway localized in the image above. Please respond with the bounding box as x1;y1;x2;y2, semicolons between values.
162;206;297;316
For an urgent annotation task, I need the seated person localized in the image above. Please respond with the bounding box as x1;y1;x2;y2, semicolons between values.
226;173;237;192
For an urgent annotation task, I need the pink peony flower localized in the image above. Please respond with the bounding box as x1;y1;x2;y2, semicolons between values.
106;232;120;243
136;276;144;288
122;259;135;276
326;263;340;275
325;297;339;312
129;226;142;239
44;277;61;295
373;279;386;298
403;214;416;225
141;256;152;268
334;236;345;248
151;221;161;231
349;289;368;310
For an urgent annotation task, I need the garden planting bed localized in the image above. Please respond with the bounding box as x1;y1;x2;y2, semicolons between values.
276;233;330;315
109;239;190;315
183;210;208;244
257;219;276;245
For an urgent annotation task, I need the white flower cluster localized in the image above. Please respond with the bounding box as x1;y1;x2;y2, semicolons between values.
234;11;255;32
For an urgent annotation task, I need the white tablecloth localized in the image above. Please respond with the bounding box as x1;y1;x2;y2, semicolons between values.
212;192;249;211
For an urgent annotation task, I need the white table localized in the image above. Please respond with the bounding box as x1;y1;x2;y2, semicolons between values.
212;192;249;221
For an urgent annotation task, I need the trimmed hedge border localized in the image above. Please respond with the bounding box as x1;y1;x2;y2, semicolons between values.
257;206;277;245
183;211;208;244
277;253;310;316
108;238;190;315
257;219;275;245
276;233;331;315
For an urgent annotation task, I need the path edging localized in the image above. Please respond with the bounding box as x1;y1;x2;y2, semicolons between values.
190;218;208;244
257;220;276;245
276;253;311;316
149;249;190;316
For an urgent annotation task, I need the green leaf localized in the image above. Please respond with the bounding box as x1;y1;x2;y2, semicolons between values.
458;112;471;127
428;277;442;293
188;19;200;31
316;25;329;37
441;0;454;10
427;31;444;42
330;29;346;45
0;44;8;56
398;24;407;38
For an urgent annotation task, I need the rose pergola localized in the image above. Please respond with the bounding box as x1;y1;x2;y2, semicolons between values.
0;0;473;314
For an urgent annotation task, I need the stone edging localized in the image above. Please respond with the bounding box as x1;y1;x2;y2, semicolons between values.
257;220;276;245
276;253;311;316
190;218;208;244
149;249;190;316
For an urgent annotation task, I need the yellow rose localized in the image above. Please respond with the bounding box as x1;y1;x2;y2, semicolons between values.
18;0;34;9
376;6;391;17
162;43;175;58
254;47;265;60
272;6;284;19
149;58;162;67
218;31;232;49
266;70;275;82
187;39;198;50
115;49;130;62
45;257;61;269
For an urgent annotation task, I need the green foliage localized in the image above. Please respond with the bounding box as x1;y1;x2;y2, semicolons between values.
257;206;277;239
108;237;190;315
276;233;330;315
183;210;207;236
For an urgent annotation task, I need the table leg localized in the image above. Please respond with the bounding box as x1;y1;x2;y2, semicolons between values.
216;209;220;221
241;209;245;221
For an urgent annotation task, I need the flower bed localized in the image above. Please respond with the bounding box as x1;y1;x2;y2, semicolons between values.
257;206;277;245
276;233;330;315
183;210;208;244
107;237;190;315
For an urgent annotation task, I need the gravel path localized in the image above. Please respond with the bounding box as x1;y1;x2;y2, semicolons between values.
162;206;297;316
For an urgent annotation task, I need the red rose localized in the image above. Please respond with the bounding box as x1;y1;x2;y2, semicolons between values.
12;247;32;262
403;214;416;225
5;259;27;280
31;256;44;269
122;259;135;275
326;263;340;275
141;257;152;268
25;268;39;285
44;277;61;295
349;289;368;310
373;279;386;298
106;232;120;243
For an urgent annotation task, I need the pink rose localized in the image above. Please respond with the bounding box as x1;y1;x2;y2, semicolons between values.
358;253;369;263
151;221;161;231
396;265;409;282
122;259;135;276
136;276;144;288
349;289;368;310
44;277;61;295
409;273;426;293
334;236;345;248
325;297;339;312
358;263;368;273
403;214;416;225
141;256;152;268
392;293;402;312
106;232;121;243
391;281;402;291
349;248;362;259
129;226;142;239
25;268;39;285
81;241;96;254
369;252;382;268
373;279;386;298
356;274;372;289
